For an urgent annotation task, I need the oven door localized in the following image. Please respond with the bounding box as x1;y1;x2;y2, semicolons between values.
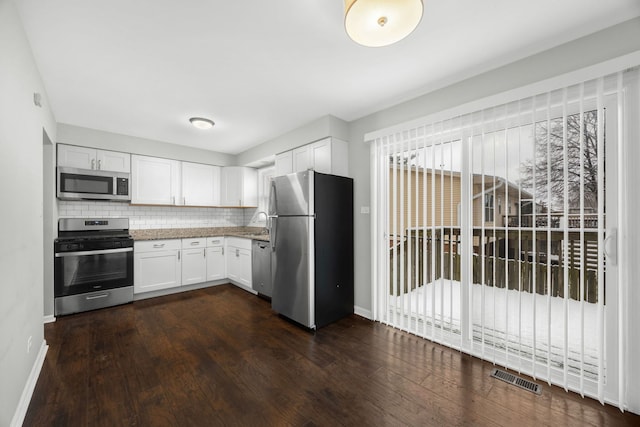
54;248;133;296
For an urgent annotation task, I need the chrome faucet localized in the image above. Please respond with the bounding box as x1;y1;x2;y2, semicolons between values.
254;211;269;234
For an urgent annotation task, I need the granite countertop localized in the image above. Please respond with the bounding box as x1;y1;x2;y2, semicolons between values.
130;226;270;242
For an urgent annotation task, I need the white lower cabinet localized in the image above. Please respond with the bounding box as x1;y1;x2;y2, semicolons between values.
135;236;255;295
206;237;226;281
181;238;206;286
225;237;252;289
134;240;181;293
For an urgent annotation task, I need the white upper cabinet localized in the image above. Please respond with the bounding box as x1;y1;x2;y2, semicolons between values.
309;138;336;174
275;151;293;177
57;144;130;173
310;137;348;176
132;156;225;207
277;137;348;177
292;145;312;172
181;162;221;206
96;150;131;173
220;167;258;207
57;144;95;169
131;155;181;205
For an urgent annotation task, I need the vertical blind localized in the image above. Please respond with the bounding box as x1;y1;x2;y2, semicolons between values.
371;69;639;409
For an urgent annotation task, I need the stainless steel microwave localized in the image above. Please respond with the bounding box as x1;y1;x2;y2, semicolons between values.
57;167;131;201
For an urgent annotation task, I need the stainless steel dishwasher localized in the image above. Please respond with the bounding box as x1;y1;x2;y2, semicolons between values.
252;240;272;298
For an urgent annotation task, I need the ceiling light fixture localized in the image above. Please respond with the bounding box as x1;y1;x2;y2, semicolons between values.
344;0;423;47
189;117;215;130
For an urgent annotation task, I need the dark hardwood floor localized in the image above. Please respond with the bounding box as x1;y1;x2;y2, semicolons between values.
25;284;640;426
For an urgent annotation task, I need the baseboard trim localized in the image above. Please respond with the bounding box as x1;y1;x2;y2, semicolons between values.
228;280;258;295
43;315;56;324
10;340;48;427
133;280;228;301
354;305;372;320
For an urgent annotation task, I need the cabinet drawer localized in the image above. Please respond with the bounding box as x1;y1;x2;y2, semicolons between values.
135;239;181;252
207;237;224;247
225;237;251;250
182;238;206;248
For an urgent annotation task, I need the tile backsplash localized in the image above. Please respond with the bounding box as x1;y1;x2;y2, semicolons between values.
57;200;255;229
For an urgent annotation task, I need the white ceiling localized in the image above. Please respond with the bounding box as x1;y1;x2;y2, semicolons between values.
15;0;640;155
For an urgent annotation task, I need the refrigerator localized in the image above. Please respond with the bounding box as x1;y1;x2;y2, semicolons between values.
268;170;354;329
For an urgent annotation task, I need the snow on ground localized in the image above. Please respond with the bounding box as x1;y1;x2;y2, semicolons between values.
390;280;601;374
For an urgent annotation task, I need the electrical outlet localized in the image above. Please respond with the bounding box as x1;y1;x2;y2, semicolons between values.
27;336;32;354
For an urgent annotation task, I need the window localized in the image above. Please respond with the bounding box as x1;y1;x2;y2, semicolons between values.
249;166;275;227
484;194;494;222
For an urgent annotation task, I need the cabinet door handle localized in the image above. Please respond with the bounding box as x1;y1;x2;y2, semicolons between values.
178;250;181;261
91;158;96;169
204;250;206;258
222;247;224;255
190;241;200;246
98;159;102;170
153;243;165;248
236;249;239;257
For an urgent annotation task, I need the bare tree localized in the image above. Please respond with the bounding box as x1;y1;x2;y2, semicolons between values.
519;110;600;212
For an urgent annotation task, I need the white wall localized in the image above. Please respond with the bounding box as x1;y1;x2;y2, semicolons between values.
0;0;56;424
42;133;56;321
621;66;640;414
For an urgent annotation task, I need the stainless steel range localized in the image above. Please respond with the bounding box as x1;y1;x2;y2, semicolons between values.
54;218;133;316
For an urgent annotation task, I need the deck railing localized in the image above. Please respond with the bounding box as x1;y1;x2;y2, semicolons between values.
505;213;599;229
389;228;601;303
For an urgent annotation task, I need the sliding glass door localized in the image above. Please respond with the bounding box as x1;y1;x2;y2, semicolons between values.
371;71;634;406
467;95;618;397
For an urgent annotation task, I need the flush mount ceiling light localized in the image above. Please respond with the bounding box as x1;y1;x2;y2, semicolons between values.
189;117;215;130
344;0;423;47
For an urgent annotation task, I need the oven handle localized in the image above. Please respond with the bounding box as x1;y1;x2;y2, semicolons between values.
55;247;133;257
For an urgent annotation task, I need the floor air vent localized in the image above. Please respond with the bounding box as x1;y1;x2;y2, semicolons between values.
490;368;542;395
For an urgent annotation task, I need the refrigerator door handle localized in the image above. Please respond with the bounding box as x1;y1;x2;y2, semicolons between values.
269;217;278;251
268;180;277;216
268;179;278;251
